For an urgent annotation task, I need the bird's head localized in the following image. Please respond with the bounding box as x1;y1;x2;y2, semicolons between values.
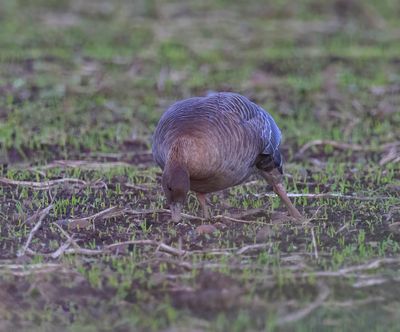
162;164;189;222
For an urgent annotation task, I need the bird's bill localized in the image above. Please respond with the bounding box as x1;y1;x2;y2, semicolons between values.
170;203;182;222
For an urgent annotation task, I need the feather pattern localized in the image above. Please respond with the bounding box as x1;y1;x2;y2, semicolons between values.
152;92;283;193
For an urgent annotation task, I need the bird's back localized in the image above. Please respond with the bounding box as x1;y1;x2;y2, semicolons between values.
152;92;282;192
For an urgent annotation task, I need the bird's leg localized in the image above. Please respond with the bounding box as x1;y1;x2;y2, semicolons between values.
196;192;210;219
260;169;302;220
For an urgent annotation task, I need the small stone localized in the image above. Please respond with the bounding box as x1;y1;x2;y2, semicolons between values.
368;241;378;248
213;222;227;230
389;222;400;234
385;184;400;194
256;226;274;242
196;224;218;235
271;211;296;224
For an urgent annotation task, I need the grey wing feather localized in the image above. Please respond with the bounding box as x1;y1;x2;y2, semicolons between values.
217;93;283;171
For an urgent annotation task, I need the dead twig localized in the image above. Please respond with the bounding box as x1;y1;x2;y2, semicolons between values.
162;209;264;224
352;277;389;288
271;258;400;281
0;177;86;190
59;206;126;229
316;257;394;272
276;283;330;326
214;215;261;224
17;204;54;257
295;139;400;158
326;257;400;275
26;239;187;257
335;223;349;234
34;160;132;170
0;263;64;276
325;297;385;308
237;243;272;255
127;208;264;225
51;223;82;258
134;209;207;222
254;192;394;201
53;222;77;243
370;85;400;96
127;208;259;224
250;257;400;282
185;248;237;256
89;179;108;189
50;237;74;259
379;146;400;166
0;176;107;190
68;240;185;257
310;227;319;260
107;240;187;256
124;183;156;191
59;207;206;227
230;208;265;219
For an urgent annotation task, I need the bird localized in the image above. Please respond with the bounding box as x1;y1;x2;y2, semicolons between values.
152;92;302;222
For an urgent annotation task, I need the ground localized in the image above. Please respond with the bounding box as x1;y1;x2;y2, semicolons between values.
0;0;400;331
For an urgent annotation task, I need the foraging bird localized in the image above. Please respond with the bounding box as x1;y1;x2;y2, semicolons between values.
152;92;302;222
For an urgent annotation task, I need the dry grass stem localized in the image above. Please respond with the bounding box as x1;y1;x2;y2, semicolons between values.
236;243;272;255
214;215;260;224
0;177;86;189
255;192;393;201
0;263;64;276
379;147;400;166
352;277;389;288
310;227;319;260
17;204;54;257
276;283;330;326
124;183;156;191
60;206;126;229
50;237;74;259
295;139;400;158
36;159;132;170
27;239;188;257
325;297;385;308
107;240;187;256
291;258;400;279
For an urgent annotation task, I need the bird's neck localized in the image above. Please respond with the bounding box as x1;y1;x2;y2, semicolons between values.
164;162;189;183
163;149;190;194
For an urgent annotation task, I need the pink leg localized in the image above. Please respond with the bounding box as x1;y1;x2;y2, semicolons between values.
196;192;210;219
260;169;302;220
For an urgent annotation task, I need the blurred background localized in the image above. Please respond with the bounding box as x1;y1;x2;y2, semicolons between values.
1;0;399;164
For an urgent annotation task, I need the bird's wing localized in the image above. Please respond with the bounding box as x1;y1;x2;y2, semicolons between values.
152;97;204;168
215;93;283;171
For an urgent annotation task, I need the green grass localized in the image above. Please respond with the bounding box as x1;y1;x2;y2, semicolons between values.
1;0;400;331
